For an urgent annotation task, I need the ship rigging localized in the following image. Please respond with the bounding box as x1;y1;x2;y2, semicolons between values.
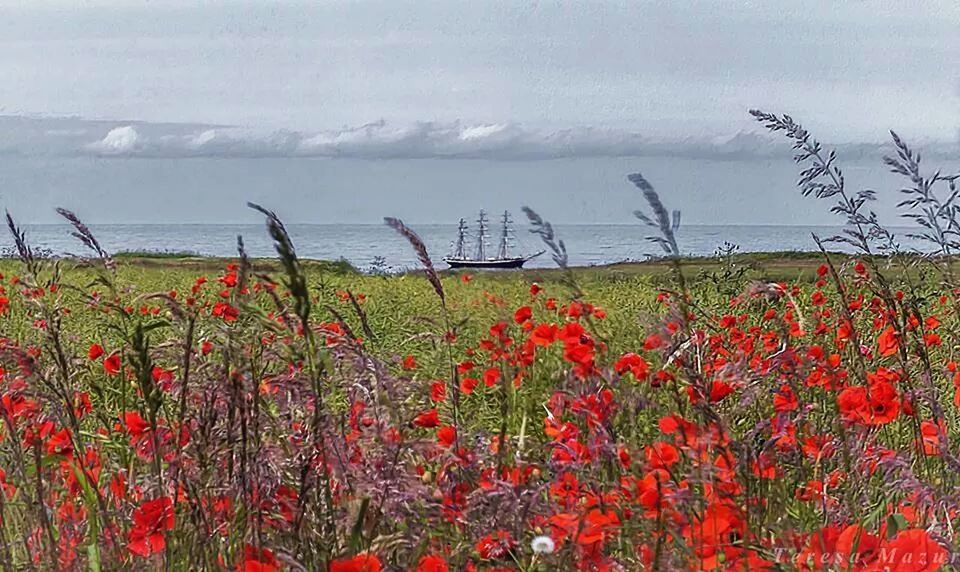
443;210;544;269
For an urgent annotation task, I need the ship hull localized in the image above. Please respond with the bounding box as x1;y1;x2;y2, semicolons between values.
444;257;528;269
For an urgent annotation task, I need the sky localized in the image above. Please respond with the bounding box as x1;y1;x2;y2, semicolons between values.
0;1;957;226
0;0;957;141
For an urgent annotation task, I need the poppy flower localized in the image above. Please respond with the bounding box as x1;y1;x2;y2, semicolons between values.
643;334;664;350
773;384;799;413
45;428;73;457
104;352;121;375
402;355;417;370
239;544;279;572
430;381;446;402
436;425;456;448
577;509;621;546
838;381;900;426
460;377;478;395
121;411;150;438
212;301;239;322
877;326;900;357
330;554;382;572
476;530;516;560
530;323;558;346
413;409;440;428
870;529;946;572
514;306;532;324
128;496;174;557
645;441;680;469
708;380;735;403
416;555;449;572
88;343;104;360
919;420;946;456
483;367;500;388
836;525;880;569
614;352;649;381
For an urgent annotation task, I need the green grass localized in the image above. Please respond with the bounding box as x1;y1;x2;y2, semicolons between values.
0;252;797;362
0;251;944;383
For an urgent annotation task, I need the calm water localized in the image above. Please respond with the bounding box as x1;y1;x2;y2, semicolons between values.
6;223;925;271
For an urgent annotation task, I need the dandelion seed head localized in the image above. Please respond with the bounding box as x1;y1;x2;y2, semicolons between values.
531;535;555;555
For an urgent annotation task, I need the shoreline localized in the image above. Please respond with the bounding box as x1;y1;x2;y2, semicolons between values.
0;250;890;277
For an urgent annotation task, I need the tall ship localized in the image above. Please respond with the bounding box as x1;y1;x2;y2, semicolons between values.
443;210;544;269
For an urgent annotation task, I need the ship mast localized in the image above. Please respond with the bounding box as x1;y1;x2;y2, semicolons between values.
474;210;488;261
497;210;512;259
453;218;468;258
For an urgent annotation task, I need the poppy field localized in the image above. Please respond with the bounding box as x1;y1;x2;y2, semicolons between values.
2;112;960;571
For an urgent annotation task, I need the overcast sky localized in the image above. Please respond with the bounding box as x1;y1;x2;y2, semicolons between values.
0;0;957;143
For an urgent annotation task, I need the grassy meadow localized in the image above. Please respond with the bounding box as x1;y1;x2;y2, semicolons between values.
2;112;960;570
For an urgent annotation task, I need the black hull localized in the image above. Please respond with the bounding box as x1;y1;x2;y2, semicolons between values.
444;258;528;269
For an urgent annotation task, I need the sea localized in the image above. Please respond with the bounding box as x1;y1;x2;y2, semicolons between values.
7;223;927;272
1;144;954;271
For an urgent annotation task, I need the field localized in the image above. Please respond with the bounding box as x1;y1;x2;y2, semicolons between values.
2;114;960;571
0;239;957;571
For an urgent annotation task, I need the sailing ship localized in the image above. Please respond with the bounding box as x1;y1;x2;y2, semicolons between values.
443;210;544;269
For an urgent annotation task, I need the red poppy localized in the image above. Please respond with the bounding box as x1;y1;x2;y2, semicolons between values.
128;496;174;557
330;554;382;572
836;525;881;569
121;411;150;438
45;428;73;457
483;367;500;387
413;409;440;428
402;355;417;370
460;376;478;395
530;323;558;346
88;343;104;360
877;326;900;357
239;544;279;572
708;380;735;403
218;271;238;288
577;509;622;546
475;530;516;560
838;381;900;426
643;334;664;350
514;306;532;324
614;352;649;381
919;420;947;456
436;426;456;448
104;352;121;375
645;441;680;469
773;384;799;413
430;381;446;402
212;301;239;322
869;529;946;572
416;555;449;572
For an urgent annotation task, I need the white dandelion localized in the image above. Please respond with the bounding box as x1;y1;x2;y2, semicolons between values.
531;535;555;555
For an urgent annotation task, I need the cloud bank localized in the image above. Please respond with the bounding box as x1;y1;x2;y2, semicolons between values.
1;115;957;162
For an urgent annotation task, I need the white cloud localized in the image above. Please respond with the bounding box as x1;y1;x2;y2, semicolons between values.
87;125;139;154
82;120;954;161
3;115;956;161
